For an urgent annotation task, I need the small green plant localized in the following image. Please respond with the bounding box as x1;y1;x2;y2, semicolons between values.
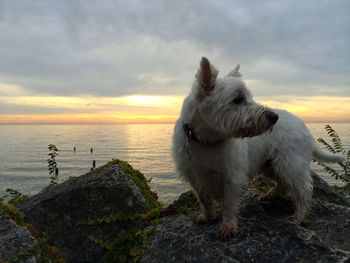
5;188;27;204
0;200;25;226
103;227;155;263
79;211;141;226
47;144;60;187
16;238;66;263
162;190;200;216
315;124;350;197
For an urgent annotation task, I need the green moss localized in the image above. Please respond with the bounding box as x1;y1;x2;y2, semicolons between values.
162;190;200;216
8;196;27;205
85;208;161;263
79;211;141;226
88;235;112;250
15;238;66;263
93;159;161;210
0;200;25;226
249;177;274;193
4;188;27;205
249;181;270;193
85;160;162;262
114;159;161;209
40;184;56;192
332;185;350;198
88;226;155;263
103;227;155;263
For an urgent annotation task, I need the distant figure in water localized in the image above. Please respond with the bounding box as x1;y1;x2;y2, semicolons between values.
93;160;96;168
55;167;59;175
74;147;76;152
90;148;93;154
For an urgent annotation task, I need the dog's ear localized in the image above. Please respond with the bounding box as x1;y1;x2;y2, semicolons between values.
227;64;242;78
196;57;218;95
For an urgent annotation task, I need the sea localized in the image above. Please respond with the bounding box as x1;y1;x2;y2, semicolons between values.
0;123;349;204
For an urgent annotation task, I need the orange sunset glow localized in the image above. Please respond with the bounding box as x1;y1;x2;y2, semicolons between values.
1;94;349;124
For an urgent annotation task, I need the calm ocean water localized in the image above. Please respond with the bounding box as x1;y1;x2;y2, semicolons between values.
0;123;349;204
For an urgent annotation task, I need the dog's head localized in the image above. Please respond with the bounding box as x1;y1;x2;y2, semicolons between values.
193;57;278;138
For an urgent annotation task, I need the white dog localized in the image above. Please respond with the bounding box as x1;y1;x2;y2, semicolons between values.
172;57;344;239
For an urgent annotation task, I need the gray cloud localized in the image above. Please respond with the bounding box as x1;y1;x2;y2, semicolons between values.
0;0;349;98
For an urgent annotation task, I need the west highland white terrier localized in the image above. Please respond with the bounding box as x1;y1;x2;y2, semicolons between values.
172;57;344;239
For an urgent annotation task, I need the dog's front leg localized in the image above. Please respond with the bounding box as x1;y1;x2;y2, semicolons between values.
220;181;242;239
193;192;216;224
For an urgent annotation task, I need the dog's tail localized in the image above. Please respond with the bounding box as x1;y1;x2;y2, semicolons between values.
312;142;345;163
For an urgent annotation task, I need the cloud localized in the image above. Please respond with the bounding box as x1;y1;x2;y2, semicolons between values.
0;0;349;100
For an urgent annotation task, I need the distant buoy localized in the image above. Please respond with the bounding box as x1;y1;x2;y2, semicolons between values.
90;148;93;154
74;147;76;152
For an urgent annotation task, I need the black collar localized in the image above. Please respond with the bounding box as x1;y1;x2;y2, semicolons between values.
182;123;200;143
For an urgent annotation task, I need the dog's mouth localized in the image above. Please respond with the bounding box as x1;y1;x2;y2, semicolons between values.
239;125;274;138
239;127;256;138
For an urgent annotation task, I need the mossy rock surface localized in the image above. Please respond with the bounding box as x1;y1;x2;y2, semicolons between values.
0;201;65;262
15;160;160;263
0;216;38;262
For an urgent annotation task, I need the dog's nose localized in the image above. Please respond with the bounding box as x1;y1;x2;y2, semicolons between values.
266;111;279;124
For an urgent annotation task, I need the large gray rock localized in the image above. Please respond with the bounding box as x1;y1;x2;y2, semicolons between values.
16;163;148;263
142;176;350;263
0;216;37;263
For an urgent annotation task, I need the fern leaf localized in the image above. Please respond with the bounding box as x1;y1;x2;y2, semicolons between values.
325;125;344;152
317;138;336;153
317;161;339;179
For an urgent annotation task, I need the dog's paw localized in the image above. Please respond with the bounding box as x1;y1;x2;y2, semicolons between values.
193;214;208;225
219;222;238;240
285;215;301;224
260;192;276;201
260;193;270;201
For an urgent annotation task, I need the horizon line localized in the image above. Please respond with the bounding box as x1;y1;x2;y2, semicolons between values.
1;121;350;125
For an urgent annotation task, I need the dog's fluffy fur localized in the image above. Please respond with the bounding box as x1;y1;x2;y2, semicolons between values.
172;57;344;239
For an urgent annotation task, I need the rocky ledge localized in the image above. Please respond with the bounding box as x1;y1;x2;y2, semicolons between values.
1;161;349;263
142;187;350;262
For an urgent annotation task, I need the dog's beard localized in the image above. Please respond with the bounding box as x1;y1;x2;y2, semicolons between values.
233;107;276;138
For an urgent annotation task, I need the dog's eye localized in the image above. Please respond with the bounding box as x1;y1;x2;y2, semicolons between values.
232;96;244;104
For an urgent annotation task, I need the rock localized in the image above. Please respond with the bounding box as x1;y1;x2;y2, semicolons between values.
311;171;350;207
142;185;350;262
307;200;350;251
251;171;350;207
9;162;350;263
15;161;149;263
0;216;37;263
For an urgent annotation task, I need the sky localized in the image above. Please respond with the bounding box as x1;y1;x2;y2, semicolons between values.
0;0;349;124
